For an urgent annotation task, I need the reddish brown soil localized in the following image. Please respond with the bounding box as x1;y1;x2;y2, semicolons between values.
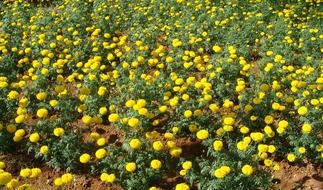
272;161;323;190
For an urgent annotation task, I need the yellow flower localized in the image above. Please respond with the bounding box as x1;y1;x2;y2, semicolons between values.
129;139;141;149
268;145;276;153
237;141;248;151
196;130;209;140
106;174;116;183
6;124;16;133
302;123;312;134
209;104;219;112
30;168;41;178
61;173;73;184
297;106;308;115
29;133;40;143
128;118;140;128
213;140;223;151
15;115;26;124
223;117;235;125
0;172;12;185
287;153;296;162
15;129;25;137
7;91;19;100
264;115;274;124
20;168;31;178
278;120;288;128
0;162;5;169
241;164;253;176
100;173;108;182
79;153;91;163
95;148;107;159
53;127;64;137
257;144;268;153
36;108;48;118
212;45;222;53
54;177;63;186
36;92;47;101
108;113;119;123
214;166;231;179
184;110;193;118
125;162;136;172
96;137;106;146
182;161;192;170
153;141;164;151
5;178;19;189
99;107;107;115
159;105;167;113
169;147;182;157
250;132;264;142
298;147;306;154
82;115;92;124
150;159;162;170
40;145;49;154
175;183;190;190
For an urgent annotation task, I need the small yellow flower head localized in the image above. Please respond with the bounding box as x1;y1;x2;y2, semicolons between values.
153;141;164;151
128;118;140;128
0;171;12;185
29;133;40;143
82;115;92;124
250;132;264;142
241;164;253;176
36;92;47;101
15;115;26;124
223;117;235;125
61;173;73;184
79;153;91;163
175;183;190;190
298;147;306;154
297;106;308;115
20;168;31;178
30;168;42;178
129;139;141;149
264;115;274;124
0;162;5;169
96;137;106;146
106;173;116;183
5;178;19;189
196;130;209;140
169;147;182;157
36;108;48;118
182;161;192;170
40;145;49;154
150;159;162;170
54;177;63;186
108;113;119;123
95;148;107;159
15;129;25;137
287;153;296;162
214;166;231;179
53;127;64;137
7;91;19;100
237;141;248;151
125;162;136;172
302;123;312;134
212;45;222;53
184;110;193;118
213;140;223;151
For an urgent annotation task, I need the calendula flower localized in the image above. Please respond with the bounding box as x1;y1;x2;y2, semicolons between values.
125;162;136;172
241;164;253;176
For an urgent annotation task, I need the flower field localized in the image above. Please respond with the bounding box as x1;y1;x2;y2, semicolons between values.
0;0;322;189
